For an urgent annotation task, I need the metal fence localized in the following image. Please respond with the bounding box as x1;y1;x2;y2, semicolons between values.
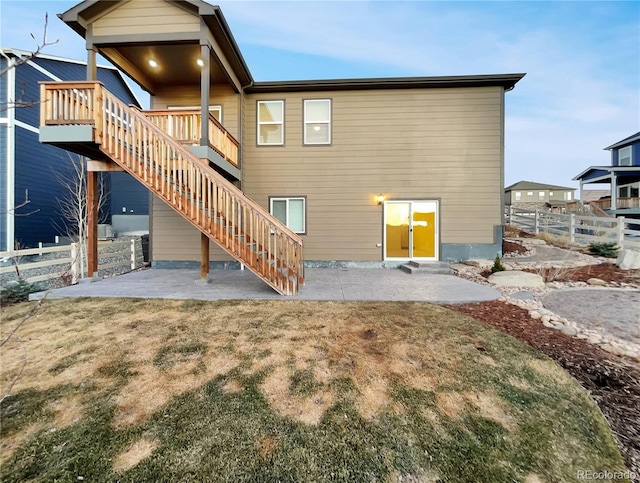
506;206;640;251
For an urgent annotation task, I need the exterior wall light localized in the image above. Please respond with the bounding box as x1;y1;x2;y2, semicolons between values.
376;194;385;205
148;59;158;68
196;58;204;67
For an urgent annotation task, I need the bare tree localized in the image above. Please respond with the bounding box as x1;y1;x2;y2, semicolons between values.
54;154;109;278
0;13;59;77
0;13;59;111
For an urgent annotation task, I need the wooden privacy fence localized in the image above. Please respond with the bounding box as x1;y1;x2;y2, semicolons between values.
506;206;640;250
0;240;140;285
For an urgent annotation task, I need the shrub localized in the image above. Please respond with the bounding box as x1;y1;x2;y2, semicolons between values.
0;278;42;306
587;242;619;258
491;254;506;273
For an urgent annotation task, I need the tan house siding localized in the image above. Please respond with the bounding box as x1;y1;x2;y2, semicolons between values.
151;85;504;263
243;87;503;261
92;0;200;37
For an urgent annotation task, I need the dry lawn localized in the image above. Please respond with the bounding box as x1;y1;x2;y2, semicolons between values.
0;298;629;482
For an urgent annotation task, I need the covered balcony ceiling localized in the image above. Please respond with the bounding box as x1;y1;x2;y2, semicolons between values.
100;43;229;94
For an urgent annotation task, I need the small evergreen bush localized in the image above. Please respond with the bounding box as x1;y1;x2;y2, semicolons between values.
587;242;619;258
491;254;506;273
0;278;41;305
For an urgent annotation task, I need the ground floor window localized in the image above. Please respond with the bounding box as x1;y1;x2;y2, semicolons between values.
269;197;306;234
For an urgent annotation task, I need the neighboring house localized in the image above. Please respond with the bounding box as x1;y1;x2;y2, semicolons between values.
504;181;576;212
573;132;640;216
0;47;149;251
580;190;610;204
39;0;524;294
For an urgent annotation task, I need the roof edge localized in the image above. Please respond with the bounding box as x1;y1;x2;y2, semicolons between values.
246;73;526;94
604;132;640;150
0;47;141;108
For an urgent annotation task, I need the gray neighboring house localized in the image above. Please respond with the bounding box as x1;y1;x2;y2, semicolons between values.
505;181;576;212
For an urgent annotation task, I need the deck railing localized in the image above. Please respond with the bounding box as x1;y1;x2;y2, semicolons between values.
567;197;640;213
40;81;303;295
145;110;239;167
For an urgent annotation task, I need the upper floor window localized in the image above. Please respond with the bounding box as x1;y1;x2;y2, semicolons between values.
514;191;521;201
564;192;572;200
270;197;306;234
618;146;632;166
527;191;533;196
538;191;545;200
258;100;284;145
304;99;331;145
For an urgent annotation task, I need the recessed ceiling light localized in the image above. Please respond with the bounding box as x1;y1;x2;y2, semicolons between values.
196;58;204;67
148;59;158;68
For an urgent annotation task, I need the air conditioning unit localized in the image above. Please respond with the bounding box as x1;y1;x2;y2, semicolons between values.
97;224;114;239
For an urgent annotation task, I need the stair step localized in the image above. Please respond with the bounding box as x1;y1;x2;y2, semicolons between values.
400;261;453;275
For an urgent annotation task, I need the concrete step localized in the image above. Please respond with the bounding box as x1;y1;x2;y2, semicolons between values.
400;261;453;275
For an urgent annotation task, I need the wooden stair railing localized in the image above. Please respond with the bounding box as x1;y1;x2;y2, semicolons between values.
144;110;239;167
41;81;303;295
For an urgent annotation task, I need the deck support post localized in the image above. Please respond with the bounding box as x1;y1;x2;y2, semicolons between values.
87;170;99;278
200;232;210;280
610;175;617;211
86;46;97;81
199;43;211;147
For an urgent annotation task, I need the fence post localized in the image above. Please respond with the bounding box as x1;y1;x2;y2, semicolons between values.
617;217;625;247
131;238;136;270
508;205;513;224
38;241;43;256
534;210;540;235
569;214;575;243
71;243;80;284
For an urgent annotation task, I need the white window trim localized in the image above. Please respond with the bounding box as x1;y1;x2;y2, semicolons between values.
269;197;306;234
514;191;521;201
538;191;545;199
527;191;533;196
258;100;284;146
618;146;632;166
303;99;331;145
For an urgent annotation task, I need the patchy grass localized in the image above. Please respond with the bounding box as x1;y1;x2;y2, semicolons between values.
0;299;629;482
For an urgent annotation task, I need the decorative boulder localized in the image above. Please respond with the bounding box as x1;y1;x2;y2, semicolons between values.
487;270;545;288
616;249;640;270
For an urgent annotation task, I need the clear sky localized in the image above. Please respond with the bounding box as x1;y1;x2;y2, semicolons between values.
1;0;638;189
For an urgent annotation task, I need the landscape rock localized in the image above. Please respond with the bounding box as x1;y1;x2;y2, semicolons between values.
616;249;640;270
560;326;578;336
587;278;606;286
600;343;625;356
463;259;494;269
510;291;535;301
542;320;555;329
488;270;545;288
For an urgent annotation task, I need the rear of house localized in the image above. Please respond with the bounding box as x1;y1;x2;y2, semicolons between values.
152;79;516;266
40;0;524;293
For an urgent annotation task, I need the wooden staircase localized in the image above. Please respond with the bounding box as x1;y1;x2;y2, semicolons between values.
40;81;303;295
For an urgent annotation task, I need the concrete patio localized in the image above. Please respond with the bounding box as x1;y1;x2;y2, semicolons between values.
31;267;501;304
